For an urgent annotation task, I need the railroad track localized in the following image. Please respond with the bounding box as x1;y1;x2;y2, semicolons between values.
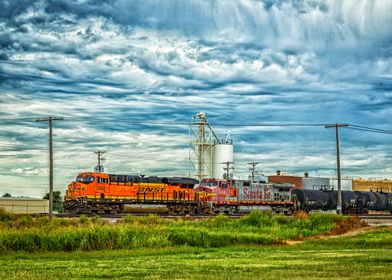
347;214;392;226
56;212;392;221
55;212;246;219
348;214;392;220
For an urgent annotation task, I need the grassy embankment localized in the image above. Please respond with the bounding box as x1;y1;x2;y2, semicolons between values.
0;227;391;279
1;209;391;279
0;210;364;252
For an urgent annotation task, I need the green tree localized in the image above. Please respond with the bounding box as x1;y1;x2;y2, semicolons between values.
43;191;62;212
2;193;12;197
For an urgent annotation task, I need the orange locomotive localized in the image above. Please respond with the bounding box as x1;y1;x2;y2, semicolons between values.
63;172;199;214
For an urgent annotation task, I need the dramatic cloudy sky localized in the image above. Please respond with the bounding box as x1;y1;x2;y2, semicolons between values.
0;0;391;197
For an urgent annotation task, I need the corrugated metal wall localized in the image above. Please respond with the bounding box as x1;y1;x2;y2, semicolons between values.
352;179;392;192
0;199;49;214
330;178;352;191
302;177;330;190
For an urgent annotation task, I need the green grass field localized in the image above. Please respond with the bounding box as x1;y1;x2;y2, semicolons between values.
0;211;364;252
0;227;391;279
0;211;391;279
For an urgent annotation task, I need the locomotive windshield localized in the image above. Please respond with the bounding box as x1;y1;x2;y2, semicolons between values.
201;181;218;187
76;176;95;184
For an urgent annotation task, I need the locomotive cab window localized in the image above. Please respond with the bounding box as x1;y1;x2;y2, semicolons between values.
97;178;108;184
201;181;218;187
76;176;95;184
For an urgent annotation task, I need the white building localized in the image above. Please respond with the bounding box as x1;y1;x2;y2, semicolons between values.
0;197;49;214
330;178;353;191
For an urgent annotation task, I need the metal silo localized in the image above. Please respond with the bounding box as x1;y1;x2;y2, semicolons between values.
212;132;234;179
189;112;216;182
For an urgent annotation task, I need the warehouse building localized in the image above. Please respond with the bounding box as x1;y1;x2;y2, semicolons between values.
352;178;392;193
330;178;353;191
0;197;49;214
268;171;331;190
268;171;392;193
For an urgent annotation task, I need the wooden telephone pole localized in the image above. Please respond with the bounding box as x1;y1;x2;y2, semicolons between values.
325;123;349;215
36;116;64;221
94;151;106;172
222;161;234;181
248;162;259;182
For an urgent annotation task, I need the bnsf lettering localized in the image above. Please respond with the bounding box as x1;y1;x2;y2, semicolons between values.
139;187;164;192
96;186;105;191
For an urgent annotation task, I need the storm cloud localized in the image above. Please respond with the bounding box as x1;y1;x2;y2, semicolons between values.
0;0;391;197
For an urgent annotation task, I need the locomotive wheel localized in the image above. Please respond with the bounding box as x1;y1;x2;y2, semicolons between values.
223;206;234;215
201;204;213;215
176;205;185;215
274;207;283;214
183;205;195;215
167;205;175;215
284;207;294;216
85;204;93;214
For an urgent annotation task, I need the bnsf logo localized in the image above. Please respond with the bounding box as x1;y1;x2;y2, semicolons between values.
139;187;164;192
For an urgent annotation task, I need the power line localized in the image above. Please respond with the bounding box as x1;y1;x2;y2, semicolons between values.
106;151;188;164
347;126;392;135
350;124;392;133
0;116;329;127
3;117;392;135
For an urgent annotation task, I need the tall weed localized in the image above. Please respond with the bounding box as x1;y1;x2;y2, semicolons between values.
0;208;14;222
0;212;363;253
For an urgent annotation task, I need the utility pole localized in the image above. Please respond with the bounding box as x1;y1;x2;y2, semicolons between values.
94;151;106;173
36;116;64;222
222;161;234;187
325;123;349;215
248;162;259;182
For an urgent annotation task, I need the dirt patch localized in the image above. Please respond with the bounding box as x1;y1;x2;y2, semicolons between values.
293;211;309;219
330;216;367;235
285;227;378;246
285;217;379;246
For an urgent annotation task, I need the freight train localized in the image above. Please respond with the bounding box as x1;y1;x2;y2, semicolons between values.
63;172;294;214
291;188;392;214
63;171;392;215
